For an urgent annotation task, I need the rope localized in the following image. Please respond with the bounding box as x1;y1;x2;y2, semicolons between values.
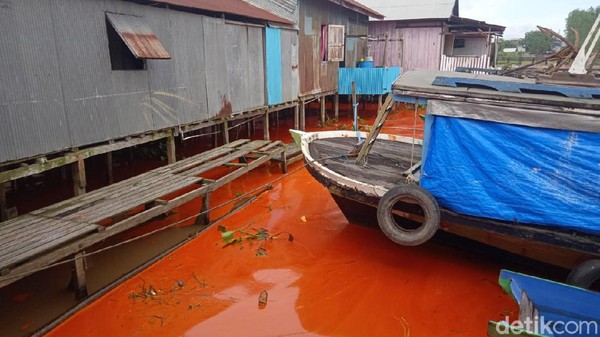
2;154;344;282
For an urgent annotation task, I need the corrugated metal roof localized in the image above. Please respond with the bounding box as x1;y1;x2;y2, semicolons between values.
328;0;384;20
152;0;294;24
359;0;458;21
106;13;171;59
244;0;298;23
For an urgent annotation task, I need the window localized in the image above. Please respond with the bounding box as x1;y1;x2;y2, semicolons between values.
453;38;465;49
320;24;345;62
105;13;171;71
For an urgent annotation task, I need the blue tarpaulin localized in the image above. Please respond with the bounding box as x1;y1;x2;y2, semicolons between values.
420;115;600;233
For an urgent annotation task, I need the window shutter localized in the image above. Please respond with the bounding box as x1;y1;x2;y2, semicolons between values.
327;25;345;62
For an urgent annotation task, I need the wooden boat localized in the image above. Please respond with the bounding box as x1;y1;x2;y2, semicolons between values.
292;70;600;277
488;269;600;337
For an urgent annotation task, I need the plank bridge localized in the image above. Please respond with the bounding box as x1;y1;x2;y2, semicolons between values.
0;139;301;296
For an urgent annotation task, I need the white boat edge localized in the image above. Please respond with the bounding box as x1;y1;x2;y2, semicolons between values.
289;129;423;198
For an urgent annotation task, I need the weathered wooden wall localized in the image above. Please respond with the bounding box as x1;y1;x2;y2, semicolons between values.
368;21;443;71
298;0;369;96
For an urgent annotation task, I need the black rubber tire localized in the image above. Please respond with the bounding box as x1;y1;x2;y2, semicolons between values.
377;184;440;246
566;260;600;289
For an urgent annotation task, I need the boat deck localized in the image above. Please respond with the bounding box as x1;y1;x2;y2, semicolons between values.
0;139;287;289
309;137;422;189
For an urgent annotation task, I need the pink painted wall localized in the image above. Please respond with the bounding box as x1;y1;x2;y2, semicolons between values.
368;21;443;71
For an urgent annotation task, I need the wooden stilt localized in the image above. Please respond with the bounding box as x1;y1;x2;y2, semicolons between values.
263;109;270;141
275;111;279;127
166;133;176;164
251;118;256;137
247;118;252;138
71;158;86;196
0;178;7;222
300;99;306;131
70;252;88;300
106;152;114;185
320;95;326;125
222;120;230;144
334;93;339;119
212;125;219;148
294;104;299;130
378;95;383;111
195;193;210;226
280;150;288;174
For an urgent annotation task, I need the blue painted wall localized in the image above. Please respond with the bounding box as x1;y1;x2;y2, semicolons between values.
338;67;401;95
265;27;283;105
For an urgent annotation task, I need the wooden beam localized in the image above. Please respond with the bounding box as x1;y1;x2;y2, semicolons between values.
263;110;270;141
0;179;6;222
195;193;210;226
166;133;176;164
71;159;86;197
320;95;326;126
106;152;114;185
294;104;299;130
378;95;383;111
300;100;306;131
334;93;339;119
0;131;171;184
212;125;219;148
222;120;230;144
70;252;88;300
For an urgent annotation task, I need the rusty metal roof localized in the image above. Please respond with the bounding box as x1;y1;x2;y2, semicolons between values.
106;13;171;59
327;0;384;20
152;0;294;24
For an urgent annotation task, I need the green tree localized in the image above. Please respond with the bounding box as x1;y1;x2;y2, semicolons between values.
522;30;553;54
565;6;600;47
498;39;520;50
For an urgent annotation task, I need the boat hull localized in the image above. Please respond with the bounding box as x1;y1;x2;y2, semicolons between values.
300;131;600;269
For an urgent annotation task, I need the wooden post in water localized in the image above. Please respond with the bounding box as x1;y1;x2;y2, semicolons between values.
300;99;306;130
70;252;88;300
263;109;270;141
378;95;383;111
0;177;6;222
320;95;326;126
195;193;210;226
212;125;219;148
222;120;230;144
106;152;114;185
334;93;339;119
294;104;299;130
166;132;177;164
71;158;86;196
247;118;252;138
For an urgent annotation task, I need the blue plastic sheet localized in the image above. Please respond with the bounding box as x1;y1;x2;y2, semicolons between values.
420;116;600;233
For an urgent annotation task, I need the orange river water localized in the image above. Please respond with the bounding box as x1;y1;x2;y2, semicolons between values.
42;103;517;337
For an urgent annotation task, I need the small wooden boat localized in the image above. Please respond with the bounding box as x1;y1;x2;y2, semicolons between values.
292;70;600;280
488;269;600;337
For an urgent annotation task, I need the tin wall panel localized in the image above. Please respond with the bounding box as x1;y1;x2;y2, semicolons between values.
338;67;401;95
265;27;283;105
280;29;299;102
245;25;266;110
146;10;209;129
202;17;230;117
0;0;70;162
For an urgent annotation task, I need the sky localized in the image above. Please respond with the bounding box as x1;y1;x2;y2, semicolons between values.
460;0;599;39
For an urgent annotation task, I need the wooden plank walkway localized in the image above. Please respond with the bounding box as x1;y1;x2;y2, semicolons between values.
0;140;285;289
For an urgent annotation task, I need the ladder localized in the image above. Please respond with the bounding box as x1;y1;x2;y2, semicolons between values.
355;94;395;165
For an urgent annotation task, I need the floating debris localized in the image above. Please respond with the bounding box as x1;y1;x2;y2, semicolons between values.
258;290;268;309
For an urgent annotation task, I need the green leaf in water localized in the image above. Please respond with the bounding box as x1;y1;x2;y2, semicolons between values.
221;231;236;244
